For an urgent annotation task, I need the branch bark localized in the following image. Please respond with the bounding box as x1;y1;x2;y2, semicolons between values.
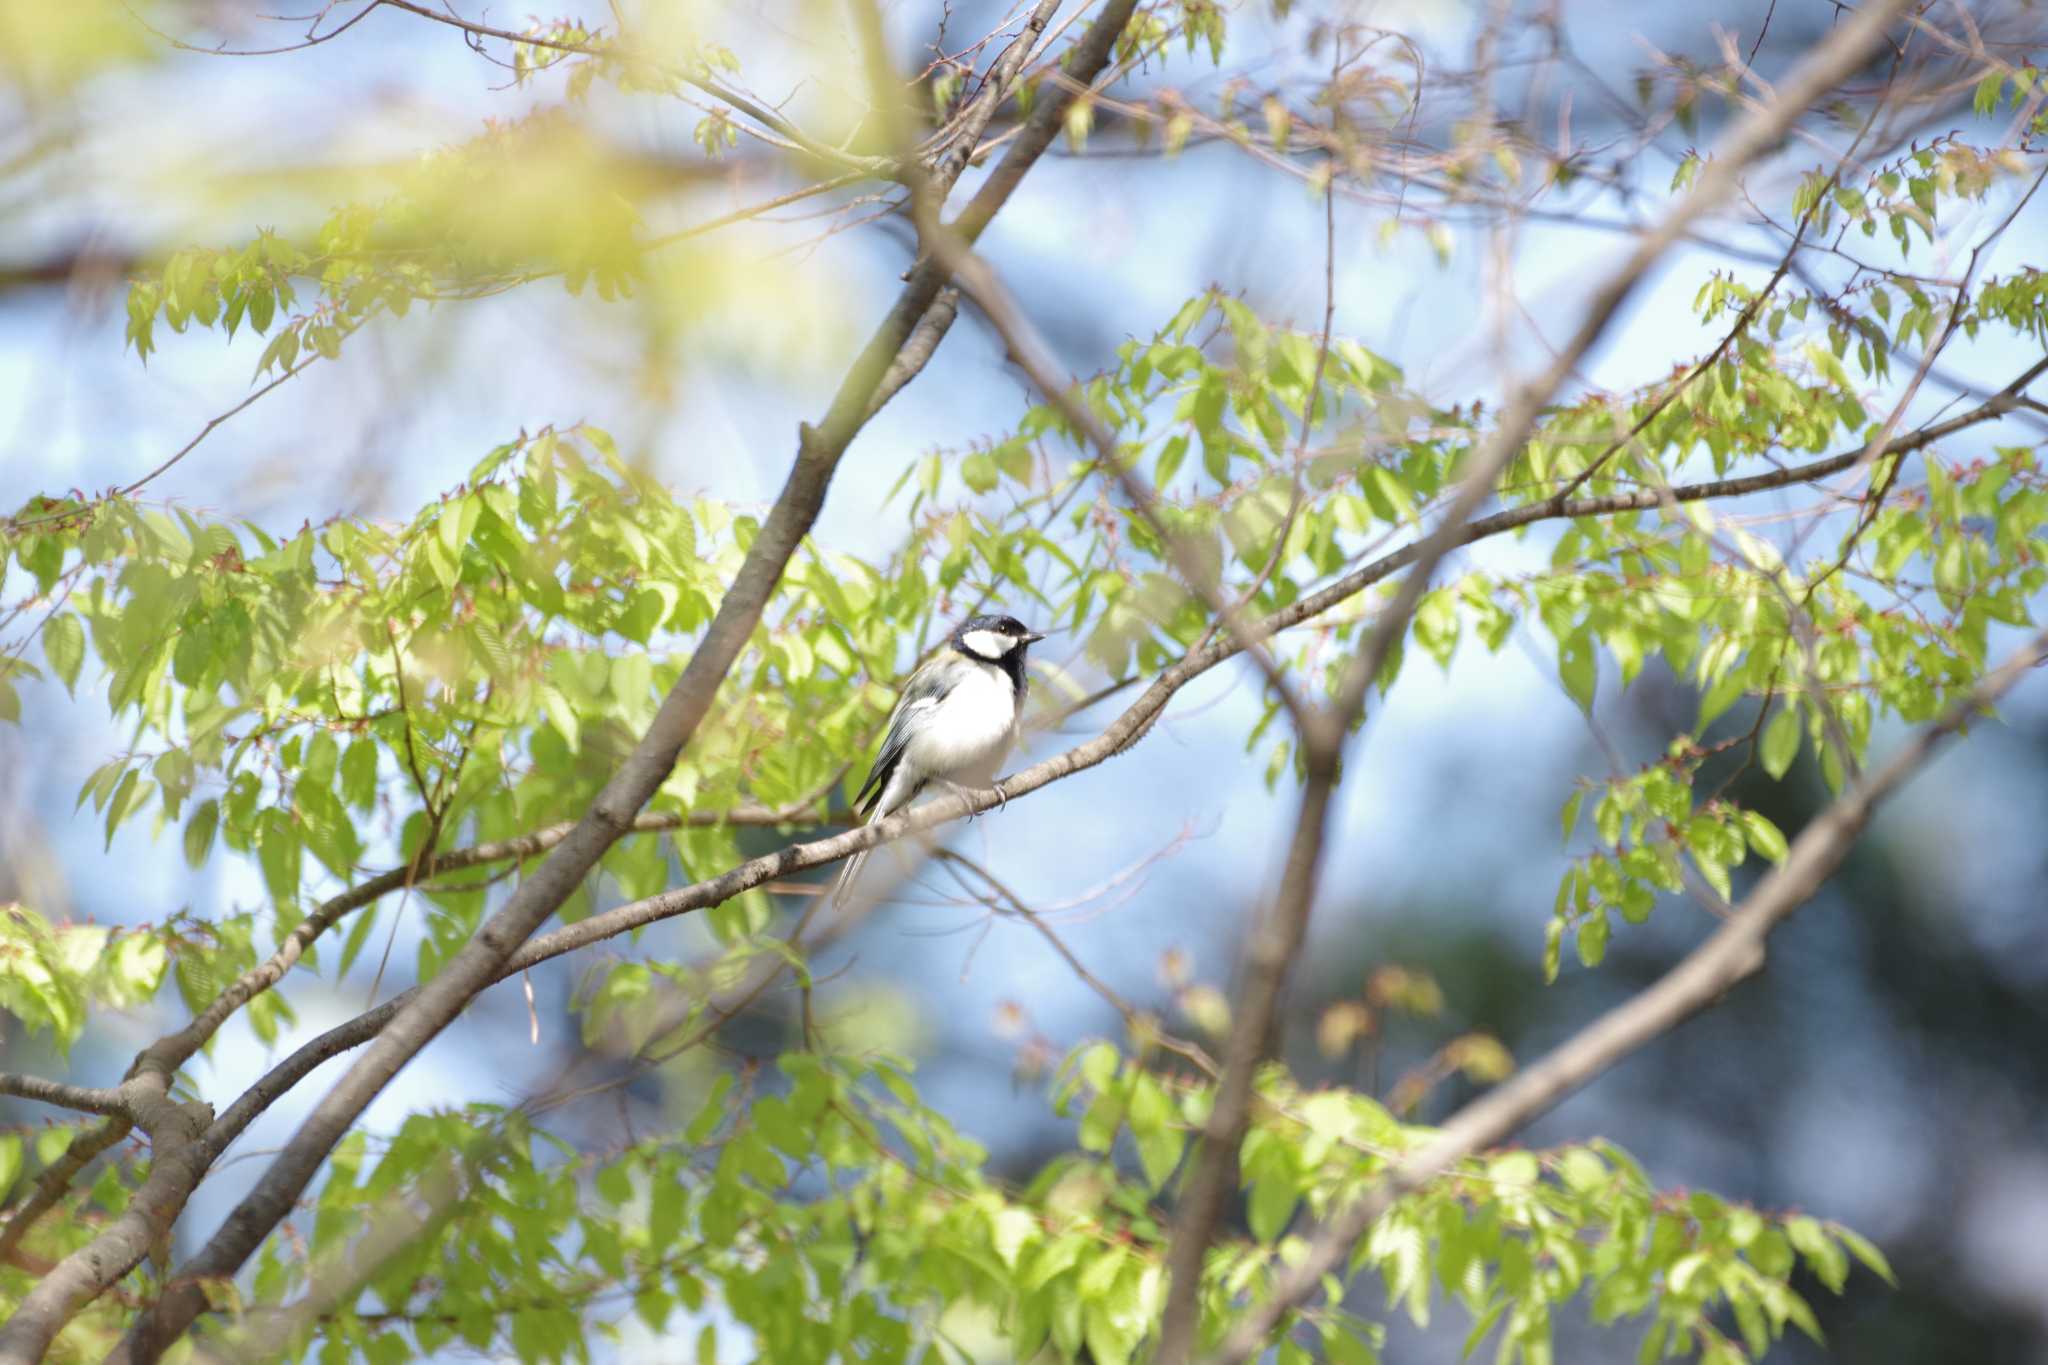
7;5;1968;1345
0;1077;127;1119
0;1;1992;1355
92;297;847;1365
155;348;2048;1118
126;797;832;1087
1207;617;2048;1363
0;1077;209;1362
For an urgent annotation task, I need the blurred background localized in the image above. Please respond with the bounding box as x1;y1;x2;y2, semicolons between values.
3;0;2046;1359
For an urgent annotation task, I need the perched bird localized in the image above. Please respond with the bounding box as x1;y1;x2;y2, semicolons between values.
831;614;1045;907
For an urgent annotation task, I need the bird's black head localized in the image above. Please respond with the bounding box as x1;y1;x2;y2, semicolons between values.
951;614;1045;662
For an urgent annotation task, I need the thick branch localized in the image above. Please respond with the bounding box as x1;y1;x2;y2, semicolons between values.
98;359;2044;1179
0;1079;209;1365
1208;618;2048;1363
31;3;1980;1340
110;330;869;1365
0;1077;127;1119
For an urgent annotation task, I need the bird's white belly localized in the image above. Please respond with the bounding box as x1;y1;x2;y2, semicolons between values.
906;666;1017;786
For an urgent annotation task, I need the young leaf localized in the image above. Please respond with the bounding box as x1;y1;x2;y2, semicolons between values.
1761;704;1801;779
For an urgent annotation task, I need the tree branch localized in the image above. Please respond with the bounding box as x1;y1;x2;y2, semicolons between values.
85;2;1146;1358
0;1118;128;1267
29;7;1983;1341
1207;617;2048;1364
0;1076;127;1119
0;1078;209;1365
125;796;834;1087
107;349;2044;1163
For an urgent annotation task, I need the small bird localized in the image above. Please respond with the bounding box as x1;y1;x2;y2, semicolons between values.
831;614;1045;907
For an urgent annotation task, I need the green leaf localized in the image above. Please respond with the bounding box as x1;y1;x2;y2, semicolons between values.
1739;810;1789;864
1576;910;1610;968
1834;1225;1896;1285
1557;629;1597;711
340;740;379;811
1155;434;1189;485
44;614;85;693
183;799;220;869
991;1206;1035;1271
961;450;999;493
103;769;142;847
1367;465;1416;523
1973;70;2005;117
1690;839;1732;902
1560;788;1584;842
1462;1297;1508;1360
541;685;581;752
1786;1214;1848;1291
258;812;302;904
1246;1160;1298;1242
685;1073;733;1144
1761;704;1800;779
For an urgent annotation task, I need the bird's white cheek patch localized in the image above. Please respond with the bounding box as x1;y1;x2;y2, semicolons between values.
960;628;1010;658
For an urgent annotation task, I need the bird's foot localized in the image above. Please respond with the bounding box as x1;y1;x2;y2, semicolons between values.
938;779;1008;817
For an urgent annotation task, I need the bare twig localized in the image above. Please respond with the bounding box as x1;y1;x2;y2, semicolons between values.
4;311;361;533
1810;159;2048;597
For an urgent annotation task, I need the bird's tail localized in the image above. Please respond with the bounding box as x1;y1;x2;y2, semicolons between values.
833;783;898;908
829;844;870;909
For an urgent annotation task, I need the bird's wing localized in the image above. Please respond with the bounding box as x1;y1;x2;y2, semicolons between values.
853;660;957;817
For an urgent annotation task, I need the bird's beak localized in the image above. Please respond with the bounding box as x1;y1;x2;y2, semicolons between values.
1022;631;1047;644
